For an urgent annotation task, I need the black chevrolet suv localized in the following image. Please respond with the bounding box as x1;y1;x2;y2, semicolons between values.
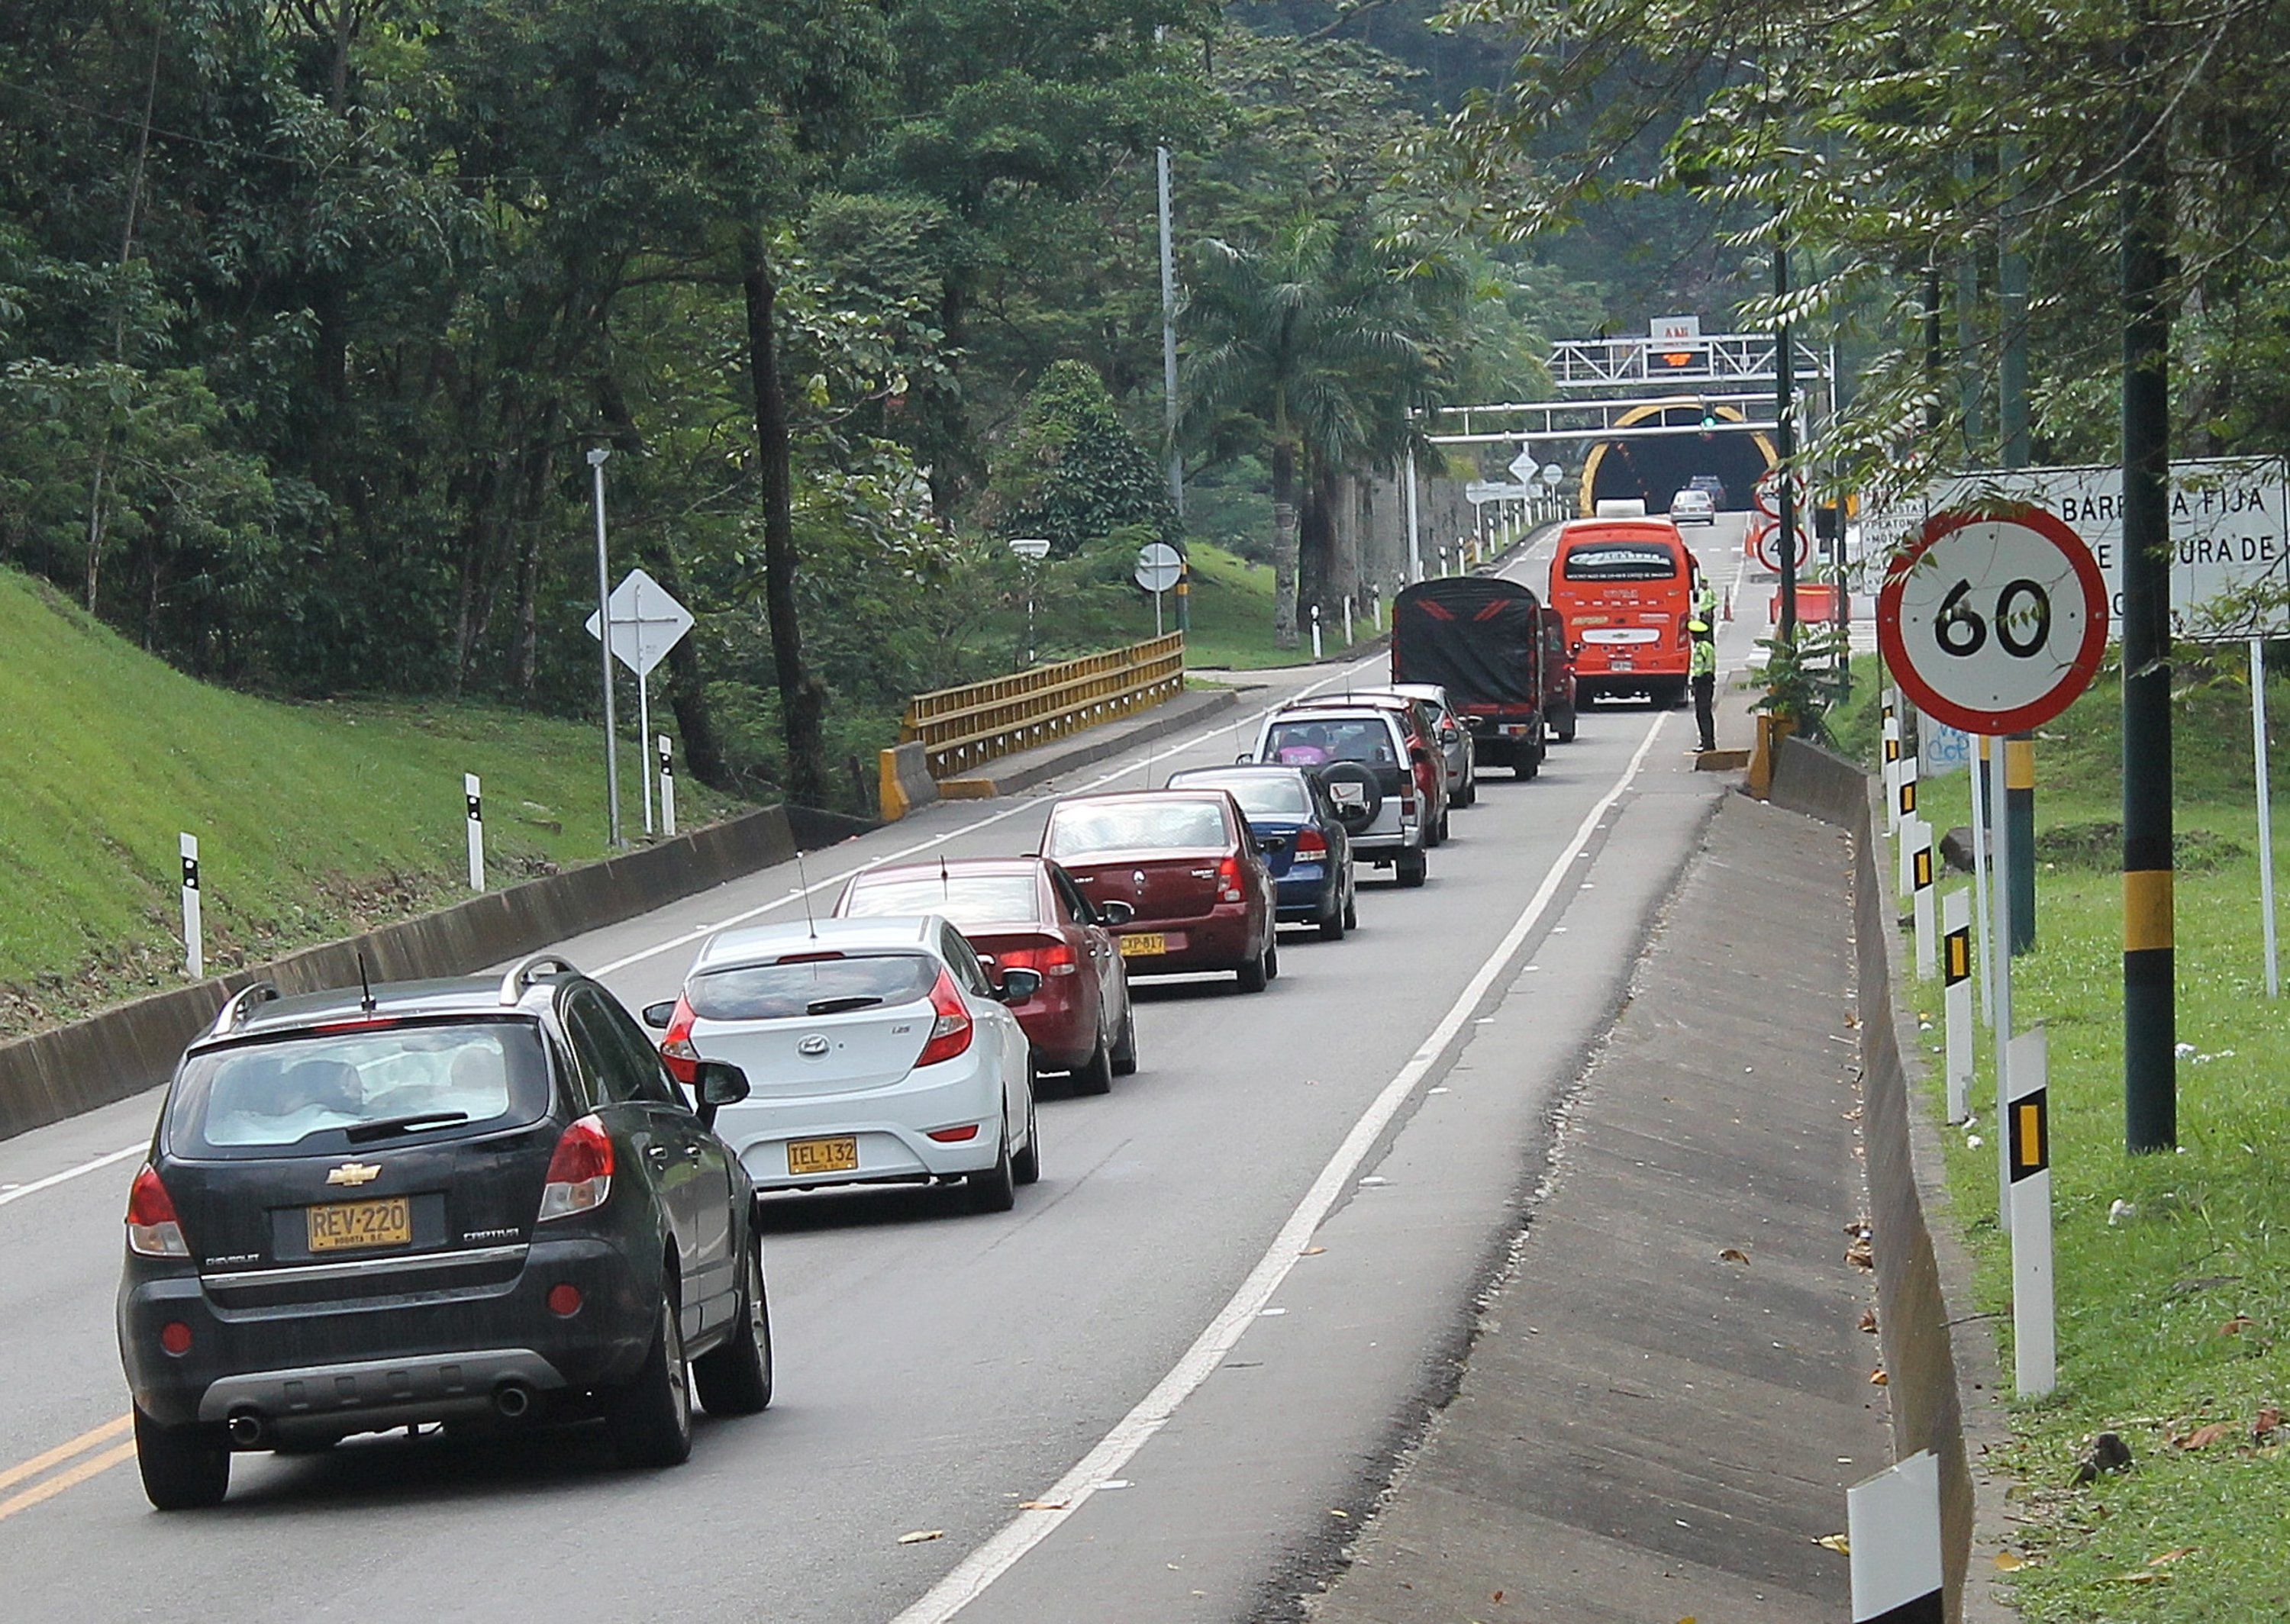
118;954;769;1509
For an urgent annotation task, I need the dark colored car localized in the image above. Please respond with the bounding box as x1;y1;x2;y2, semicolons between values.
1042;789;1279;991
1163;765;1357;940
117;955;770;1510
1540;604;1579;743
1392;576;1549;778
833;856;1138;1093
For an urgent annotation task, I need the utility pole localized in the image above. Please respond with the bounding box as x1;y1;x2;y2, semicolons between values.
1403;442;1423;585
2121;1;2175;1152
1154;27;1188;635
1775;221;1799;638
587;446;622;850
2001;114;2038;954
1957;156;1985;453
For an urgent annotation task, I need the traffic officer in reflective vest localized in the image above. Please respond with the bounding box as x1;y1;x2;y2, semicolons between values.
1689;618;1718;752
1692;568;1718;626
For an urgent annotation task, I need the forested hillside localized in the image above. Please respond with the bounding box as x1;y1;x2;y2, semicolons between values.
0;1;1619;813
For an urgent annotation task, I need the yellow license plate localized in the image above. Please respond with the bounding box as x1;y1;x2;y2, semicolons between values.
787;1136;859;1176
1119;933;1168;958
306;1197;411;1253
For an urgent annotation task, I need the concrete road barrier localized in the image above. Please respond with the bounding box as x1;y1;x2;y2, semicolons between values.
877;742;940;823
0;806;797;1143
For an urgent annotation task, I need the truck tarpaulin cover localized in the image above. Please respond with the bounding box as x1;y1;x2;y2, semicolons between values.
1393;578;1542;707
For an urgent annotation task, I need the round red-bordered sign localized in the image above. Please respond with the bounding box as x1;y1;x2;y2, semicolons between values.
1877;507;2108;734
1750;520;1810;574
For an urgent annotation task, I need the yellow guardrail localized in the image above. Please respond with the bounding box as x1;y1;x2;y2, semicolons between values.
883;634;1185;813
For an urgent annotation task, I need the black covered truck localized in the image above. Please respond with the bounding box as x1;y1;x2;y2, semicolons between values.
1392;577;1547;778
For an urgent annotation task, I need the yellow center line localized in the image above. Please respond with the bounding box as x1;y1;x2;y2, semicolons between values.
0;1439;137;1524
0;1413;131;1498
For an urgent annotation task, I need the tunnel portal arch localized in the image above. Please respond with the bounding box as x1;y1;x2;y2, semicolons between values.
1580;401;1776;515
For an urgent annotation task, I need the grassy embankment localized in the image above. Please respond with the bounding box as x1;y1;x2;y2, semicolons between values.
1830;656;2290;1621
1057;540;1392;673
0;568;746;1039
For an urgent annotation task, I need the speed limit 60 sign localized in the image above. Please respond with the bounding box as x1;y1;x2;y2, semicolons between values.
1877;508;2109;734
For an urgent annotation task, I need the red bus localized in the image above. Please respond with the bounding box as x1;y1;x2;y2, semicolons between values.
1547;519;1701;707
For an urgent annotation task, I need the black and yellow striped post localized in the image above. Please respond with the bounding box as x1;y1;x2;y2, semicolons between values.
1943;890;1973;1121
2007;733;2037;952
2006;1027;2056;1395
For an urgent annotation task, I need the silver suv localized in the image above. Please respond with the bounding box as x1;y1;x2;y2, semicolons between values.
1247;707;1430;888
1363;684;1476;808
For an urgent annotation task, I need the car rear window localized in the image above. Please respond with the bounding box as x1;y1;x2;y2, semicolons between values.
691;952;940;1020
841;872;1040;928
1170;774;1311;819
1263;718;1398;768
169;1020;551;1158
1047;799;1229;857
1562;542;1681;580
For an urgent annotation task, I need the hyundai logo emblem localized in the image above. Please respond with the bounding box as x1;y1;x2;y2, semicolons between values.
797;1034;831;1058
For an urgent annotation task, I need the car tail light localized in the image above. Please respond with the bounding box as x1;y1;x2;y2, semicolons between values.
916;972;973;1067
659;994;700;1085
1295;828;1329;860
537;1115;614;1223
1217;855;1245;903
926;1123;981;1143
126;1165;189;1258
997;940;1078;977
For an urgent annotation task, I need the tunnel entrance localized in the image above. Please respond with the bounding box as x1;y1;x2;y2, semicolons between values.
1581;403;1775;514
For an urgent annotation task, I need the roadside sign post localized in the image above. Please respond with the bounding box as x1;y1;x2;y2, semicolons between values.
585;568;695;843
1911;820;1937;981
1847;1451;1944;1624
658;735;677;840
1943;888;1973;1121
1134;542;1182;640
1969;737;1995;1026
2254;637;2280;997
464;774;484;892
1011;538;1050;664
2008;1026;2057;1397
585;447;619;849
179;833;202;981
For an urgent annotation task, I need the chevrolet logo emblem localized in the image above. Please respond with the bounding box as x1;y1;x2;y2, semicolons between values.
326;1162;382;1187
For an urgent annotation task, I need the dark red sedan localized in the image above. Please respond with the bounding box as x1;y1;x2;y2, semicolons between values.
1041;789;1279;993
832;856;1137;1093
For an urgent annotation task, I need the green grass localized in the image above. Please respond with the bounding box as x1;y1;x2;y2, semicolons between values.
0;568;747;1036
1053;540;1390;672
1853;655;2290;1620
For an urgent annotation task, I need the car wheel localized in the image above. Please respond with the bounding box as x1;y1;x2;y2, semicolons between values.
1342;879;1359;932
1437;811;1452;843
1264;936;1280;980
1457;775;1476;807
967;1120;1018;1213
1236;946;1269;993
692;1239;772;1417
607;1294;694;1468
1072;1033;1114;1096
1396;849;1427;888
134;1406;229;1510
1012;1087;1041;1186
1318;889;1347;941
1556;707;1577;743
1110;1004;1138;1076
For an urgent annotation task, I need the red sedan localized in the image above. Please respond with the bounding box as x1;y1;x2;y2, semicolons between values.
834;856;1137;1093
1041;789;1279;993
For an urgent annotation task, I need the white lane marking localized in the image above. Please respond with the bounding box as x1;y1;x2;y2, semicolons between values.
889;707;1671;1624
0;1142;144;1211
589;655;1387;978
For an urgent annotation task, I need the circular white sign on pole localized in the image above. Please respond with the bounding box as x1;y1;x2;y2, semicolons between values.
1540;463;1563;486
1878;508;2109;734
1749;520;1811;575
1134;541;1183;593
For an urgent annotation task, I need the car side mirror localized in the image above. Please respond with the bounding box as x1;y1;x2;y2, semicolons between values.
641;1000;676;1030
1235;752;1254;765
1098;899;1135;926
998;967;1043;1004
692;1060;750;1128
1254;835;1279;853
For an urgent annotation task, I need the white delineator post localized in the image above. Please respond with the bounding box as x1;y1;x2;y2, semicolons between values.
1881;714;1902;837
658;735;677;839
464;774;485;892
2007;1026;2056;1397
1895;749;1921;897
1943;888;1974;1123
2254;636;2279;997
1847;1450;1944;1624
1343;595;1354;645
1969;735;1995;1027
1911;820;1937;981
1311;604;1323;660
179;833;203;981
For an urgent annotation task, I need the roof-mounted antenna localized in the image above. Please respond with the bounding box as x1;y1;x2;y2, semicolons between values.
356;949;376;1015
939;856;951;897
794;847;818;939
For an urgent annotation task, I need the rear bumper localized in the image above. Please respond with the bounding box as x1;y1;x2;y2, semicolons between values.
716;1054;1008;1191
1275;865;1338;920
1011;978;1095;1071
1117;904;1259;973
118;1232;657;1436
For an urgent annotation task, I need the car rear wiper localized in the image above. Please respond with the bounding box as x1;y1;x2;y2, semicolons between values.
344;1110;470;1143
805;995;883;1015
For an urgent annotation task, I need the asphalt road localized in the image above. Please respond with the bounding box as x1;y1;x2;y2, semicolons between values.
0;517;1761;1622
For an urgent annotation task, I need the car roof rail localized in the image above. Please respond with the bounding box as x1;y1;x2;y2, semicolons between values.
498;953;580;1006
208;981;279;1037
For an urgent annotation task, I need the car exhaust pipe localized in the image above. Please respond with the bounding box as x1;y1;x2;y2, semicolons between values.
227;1410;265;1448
492;1381;533;1420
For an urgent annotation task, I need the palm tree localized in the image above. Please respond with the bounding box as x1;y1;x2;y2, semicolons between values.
1184;214;1440;646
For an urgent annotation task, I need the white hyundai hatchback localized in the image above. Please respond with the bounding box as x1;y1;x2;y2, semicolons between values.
643;917;1041;1213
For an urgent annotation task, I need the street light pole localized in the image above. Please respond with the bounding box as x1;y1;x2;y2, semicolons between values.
1774;221;1799;640
587;446;621;850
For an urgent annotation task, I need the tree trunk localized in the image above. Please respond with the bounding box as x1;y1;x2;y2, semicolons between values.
1298;464;1336;630
1270;437;1299;649
740;234;829;808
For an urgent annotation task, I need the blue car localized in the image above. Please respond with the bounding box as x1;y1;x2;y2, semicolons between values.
1164;765;1358;940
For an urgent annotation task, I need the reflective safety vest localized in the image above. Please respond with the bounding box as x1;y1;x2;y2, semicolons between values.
1690;637;1717;678
1692;580;1718;621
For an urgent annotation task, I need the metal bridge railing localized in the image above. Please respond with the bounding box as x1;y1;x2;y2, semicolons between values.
901;633;1186;781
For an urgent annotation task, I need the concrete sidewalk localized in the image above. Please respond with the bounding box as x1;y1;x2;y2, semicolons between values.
1309;793;1887;1623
